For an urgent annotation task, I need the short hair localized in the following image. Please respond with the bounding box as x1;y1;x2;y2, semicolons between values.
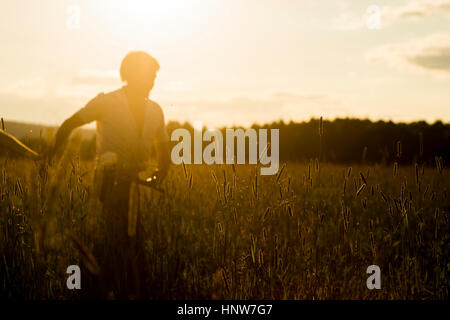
120;51;160;82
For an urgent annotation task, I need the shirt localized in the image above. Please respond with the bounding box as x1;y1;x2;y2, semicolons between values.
75;87;169;172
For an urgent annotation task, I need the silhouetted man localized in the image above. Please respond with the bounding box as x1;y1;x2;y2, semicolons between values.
52;51;170;298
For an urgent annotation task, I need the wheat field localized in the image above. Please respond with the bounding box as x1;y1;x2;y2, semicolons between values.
0;143;448;300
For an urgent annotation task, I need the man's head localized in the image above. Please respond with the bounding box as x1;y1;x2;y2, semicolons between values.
120;51;160;96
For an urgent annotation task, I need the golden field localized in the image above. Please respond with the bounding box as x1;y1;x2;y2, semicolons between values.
0;144;448;299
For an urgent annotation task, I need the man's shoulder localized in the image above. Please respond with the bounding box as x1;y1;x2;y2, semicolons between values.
146;99;164;114
102;88;123;99
147;98;162;108
88;88;124;106
88;91;107;104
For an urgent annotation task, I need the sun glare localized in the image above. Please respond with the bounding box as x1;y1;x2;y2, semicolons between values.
106;0;193;19
89;0;219;33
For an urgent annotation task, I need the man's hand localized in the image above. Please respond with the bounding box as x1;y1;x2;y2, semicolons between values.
147;169;164;185
138;169;165;193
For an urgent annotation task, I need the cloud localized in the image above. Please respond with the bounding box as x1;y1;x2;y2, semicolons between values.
0;73;115;125
0;77;48;99
162;92;344;128
367;33;450;76
407;46;450;73
0;73;345;128
0;89;345;129
0;91;86;126
383;0;450;23
332;0;450;30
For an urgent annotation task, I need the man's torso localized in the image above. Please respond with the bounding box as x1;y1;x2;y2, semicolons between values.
76;87;167;171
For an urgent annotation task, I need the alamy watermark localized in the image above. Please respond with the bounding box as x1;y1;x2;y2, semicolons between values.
66;265;81;289
170;127;279;176
366;265;381;289
66;4;81;30
366;5;381;30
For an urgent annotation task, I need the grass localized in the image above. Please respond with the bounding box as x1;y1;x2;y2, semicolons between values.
0;145;448;299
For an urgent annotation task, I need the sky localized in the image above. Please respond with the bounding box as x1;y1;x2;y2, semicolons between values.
0;0;449;129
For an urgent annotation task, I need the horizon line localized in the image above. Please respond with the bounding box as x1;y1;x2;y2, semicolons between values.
1;116;448;132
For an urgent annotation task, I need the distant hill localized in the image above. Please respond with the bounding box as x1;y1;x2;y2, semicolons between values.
0;119;95;140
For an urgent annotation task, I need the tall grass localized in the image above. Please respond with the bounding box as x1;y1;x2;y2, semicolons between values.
0;141;448;299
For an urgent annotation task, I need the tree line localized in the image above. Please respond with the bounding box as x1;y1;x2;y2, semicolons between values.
3;118;449;166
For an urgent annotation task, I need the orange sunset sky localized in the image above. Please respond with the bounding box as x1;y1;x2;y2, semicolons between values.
1;0;450;129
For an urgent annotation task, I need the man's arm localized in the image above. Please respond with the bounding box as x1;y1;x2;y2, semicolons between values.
51;114;85;157
49;93;103;159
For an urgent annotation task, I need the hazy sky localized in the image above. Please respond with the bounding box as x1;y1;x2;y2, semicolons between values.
1;0;449;128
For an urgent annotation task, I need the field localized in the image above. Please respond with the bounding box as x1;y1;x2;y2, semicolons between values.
0;145;448;299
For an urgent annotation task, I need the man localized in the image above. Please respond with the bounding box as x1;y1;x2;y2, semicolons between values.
52;51;170;298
